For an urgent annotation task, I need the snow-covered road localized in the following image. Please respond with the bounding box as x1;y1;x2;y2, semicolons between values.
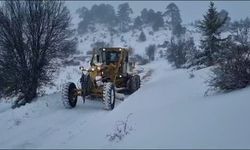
1;60;250;148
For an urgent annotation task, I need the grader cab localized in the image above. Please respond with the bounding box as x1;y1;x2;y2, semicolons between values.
61;47;141;110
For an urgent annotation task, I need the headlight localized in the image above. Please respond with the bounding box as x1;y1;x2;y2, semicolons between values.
97;66;101;70
91;68;95;71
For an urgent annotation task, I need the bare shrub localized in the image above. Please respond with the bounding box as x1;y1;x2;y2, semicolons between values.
106;113;133;143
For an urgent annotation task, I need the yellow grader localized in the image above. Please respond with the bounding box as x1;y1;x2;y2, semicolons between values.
61;47;141;110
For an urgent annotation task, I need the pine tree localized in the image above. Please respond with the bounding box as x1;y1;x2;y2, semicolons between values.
91;4;117;26
133;16;143;30
117;3;133;32
197;2;228;66
138;31;146;42
165;3;181;27
208;18;250;91
152;11;164;31
76;7;91;34
165;36;197;68
145;45;156;61
164;3;185;37
166;37;187;68
209;39;250;91
76;4;117;34
140;9;164;31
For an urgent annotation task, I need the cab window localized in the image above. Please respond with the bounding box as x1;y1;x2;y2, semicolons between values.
105;51;120;65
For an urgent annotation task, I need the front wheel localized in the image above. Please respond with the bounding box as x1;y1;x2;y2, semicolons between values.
61;82;78;108
103;82;116;110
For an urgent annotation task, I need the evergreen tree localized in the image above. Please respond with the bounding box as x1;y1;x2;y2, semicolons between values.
140;9;164;31
165;3;181;26
209;38;250;91
197;2;228;66
76;4;117;34
145;45;156;61
165;36;197;68
138;31;146;42
91;4;117;25
164;3;185;37
140;8;150;24
152;11;164;31
117;3;133;32
76;7;91;34
133;16;143;30
159;50;164;58
166;37;187;68
208;18;250;91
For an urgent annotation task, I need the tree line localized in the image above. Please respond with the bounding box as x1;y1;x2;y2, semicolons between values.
76;2;186;34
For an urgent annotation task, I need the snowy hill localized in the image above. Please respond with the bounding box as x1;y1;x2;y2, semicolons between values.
39;26;172;95
78;25;200;54
41;24;200;95
1;59;250;149
76;26;171;55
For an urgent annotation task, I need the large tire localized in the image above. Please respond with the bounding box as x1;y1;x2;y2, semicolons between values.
103;82;116;110
135;75;141;90
127;75;141;94
62;82;77;108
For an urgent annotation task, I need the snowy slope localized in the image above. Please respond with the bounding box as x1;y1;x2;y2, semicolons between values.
0;59;250;149
77;26;172;56
37;26;173;95
34;23;201;96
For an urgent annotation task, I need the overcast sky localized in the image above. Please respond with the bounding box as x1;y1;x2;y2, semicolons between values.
66;1;250;25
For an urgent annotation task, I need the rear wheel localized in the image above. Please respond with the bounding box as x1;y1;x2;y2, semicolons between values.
135;75;141;90
127;75;141;94
61;82;77;108
103;82;116;110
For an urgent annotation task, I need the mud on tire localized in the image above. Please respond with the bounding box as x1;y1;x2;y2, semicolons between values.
103;82;116;110
62;82;77;108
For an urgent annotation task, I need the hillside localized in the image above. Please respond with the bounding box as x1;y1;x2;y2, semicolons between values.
0;59;250;148
40;25;199;94
1;1;250;149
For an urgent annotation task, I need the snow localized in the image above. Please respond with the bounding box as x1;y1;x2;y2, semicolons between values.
76;26;173;57
1;59;250;148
